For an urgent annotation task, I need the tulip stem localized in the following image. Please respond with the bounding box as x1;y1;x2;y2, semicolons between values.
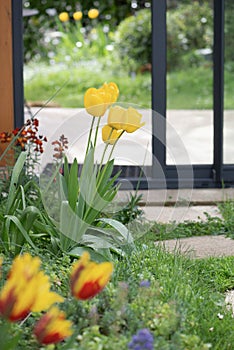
93;116;101;149
96;130;124;192
107;130;125;162
99;143;109;173
85;116;95;156
98;128;114;174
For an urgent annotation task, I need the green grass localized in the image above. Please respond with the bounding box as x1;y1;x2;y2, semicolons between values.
24;62;151;108
24;61;234;109
219;200;234;238
1;242;233;349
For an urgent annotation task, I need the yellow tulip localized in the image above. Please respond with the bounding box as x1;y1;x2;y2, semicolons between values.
84;88;107;117
99;82;119;104
107;106;144;133
59;12;69;22
88;9;99;19
84;82;119;117
107;105;127;130
73;11;83;21
70;252;113;300
102;125;123;145
124;107;145;133
0;253;63;322
34;306;73;345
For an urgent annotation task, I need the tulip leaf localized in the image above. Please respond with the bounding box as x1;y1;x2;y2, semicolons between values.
68;246;112;262
63;155;70;184
97;218;135;245
4;215;38;253
79;147;97;207
68;157;79;211
6;151;27;214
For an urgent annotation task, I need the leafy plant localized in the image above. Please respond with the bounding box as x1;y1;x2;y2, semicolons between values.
114;9;151;73
112;192;143;225
0;152;40;256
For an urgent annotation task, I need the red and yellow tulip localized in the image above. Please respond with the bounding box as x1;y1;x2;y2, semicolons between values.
34;306;73;345
70;252;113;300
0;253;63;322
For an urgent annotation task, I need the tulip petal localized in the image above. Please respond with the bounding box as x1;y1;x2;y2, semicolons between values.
71;252;113;300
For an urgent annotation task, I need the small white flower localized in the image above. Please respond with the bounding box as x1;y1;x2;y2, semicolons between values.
217;312;224;320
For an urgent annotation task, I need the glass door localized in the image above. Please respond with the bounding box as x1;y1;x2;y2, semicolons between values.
151;0;234;188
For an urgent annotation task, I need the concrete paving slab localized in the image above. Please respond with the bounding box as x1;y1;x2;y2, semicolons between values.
118;188;234;206
26;107;234;166
155;235;234;259
142;205;221;223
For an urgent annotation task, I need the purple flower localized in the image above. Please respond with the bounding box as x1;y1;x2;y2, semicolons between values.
139;280;151;288
128;329;154;350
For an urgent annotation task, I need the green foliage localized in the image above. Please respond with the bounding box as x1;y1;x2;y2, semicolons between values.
114;2;213;72
143;211;230;243
24;62;152;108
23;0;140;63
224;0;234;62
219;200;234;239
167;1;213;70
48;149;133;253
113;192;143;224
114;9;151;73
3;243;233;349
0;153;43;256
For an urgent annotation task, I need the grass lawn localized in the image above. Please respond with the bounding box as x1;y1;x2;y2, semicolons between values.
24;62;234;109
0;195;234;349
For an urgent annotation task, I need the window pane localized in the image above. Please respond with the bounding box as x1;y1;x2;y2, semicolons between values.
166;1;214;165
224;0;234;164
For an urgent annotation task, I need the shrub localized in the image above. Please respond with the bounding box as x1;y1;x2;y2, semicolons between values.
167;2;213;70
114;9;151;73
114;3;213;73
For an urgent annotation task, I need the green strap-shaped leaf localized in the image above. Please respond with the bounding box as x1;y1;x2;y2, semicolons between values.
4;215;38;252
97;218;134;245
6;151;27;214
68;158;79;211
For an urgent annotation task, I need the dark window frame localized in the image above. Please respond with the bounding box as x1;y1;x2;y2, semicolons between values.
12;0;24;128
13;0;234;188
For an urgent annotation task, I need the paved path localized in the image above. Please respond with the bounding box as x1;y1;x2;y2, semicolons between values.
26;107;234;166
155;235;234;259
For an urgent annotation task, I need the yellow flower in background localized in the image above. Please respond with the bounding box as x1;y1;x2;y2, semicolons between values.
70;252;113;300
34;306;73;345
73;11;83;21
108;106;144;133
0;253;63;322
88;8;99;19
102;125;123;145
84;82;119;117
59;12;69;22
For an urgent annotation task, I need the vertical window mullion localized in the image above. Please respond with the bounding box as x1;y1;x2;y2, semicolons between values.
213;0;224;183
151;0;167;178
